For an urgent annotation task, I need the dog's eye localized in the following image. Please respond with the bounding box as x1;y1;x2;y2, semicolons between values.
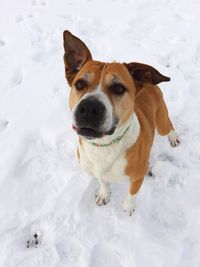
75;79;87;91
109;83;127;95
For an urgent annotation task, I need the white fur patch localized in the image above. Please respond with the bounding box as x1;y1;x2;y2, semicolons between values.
72;64;114;132
78;113;140;182
123;193;136;216
168;130;180;147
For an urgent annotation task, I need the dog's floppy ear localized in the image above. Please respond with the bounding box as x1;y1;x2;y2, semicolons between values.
124;62;170;86
63;30;92;85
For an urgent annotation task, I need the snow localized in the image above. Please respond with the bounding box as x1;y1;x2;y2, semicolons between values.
1;0;200;266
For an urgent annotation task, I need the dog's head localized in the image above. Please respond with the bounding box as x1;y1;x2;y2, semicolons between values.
63;30;170;139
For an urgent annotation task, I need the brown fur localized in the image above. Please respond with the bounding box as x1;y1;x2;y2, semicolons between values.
125;84;173;194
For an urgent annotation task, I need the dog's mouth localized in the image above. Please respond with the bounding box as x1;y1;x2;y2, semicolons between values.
72;125;116;139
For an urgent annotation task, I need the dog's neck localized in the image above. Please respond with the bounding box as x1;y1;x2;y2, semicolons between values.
82;113;140;148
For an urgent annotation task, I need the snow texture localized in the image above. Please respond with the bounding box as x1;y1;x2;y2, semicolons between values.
0;0;200;266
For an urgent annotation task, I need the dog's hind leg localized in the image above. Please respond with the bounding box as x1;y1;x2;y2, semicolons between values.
156;99;180;147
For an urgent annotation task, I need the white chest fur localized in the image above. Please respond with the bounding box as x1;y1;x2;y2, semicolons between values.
78;114;140;182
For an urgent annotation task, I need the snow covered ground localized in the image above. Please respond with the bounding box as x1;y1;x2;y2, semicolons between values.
1;0;200;266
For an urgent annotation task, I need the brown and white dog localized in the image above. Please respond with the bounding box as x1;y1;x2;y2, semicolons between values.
63;30;180;215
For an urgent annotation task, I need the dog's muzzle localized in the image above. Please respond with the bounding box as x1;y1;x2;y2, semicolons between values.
73;96;116;139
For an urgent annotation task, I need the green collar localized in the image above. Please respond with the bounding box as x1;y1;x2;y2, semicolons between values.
88;123;131;147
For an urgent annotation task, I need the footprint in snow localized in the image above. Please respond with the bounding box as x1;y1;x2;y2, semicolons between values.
56;236;83;266
0;120;9;134
10;69;24;87
0;38;5;47
32;0;37;5
89;243;123;267
32;0;47;5
78;178;99;215
158;152;174;162
15;14;25;23
40;0;47;5
26;232;42;248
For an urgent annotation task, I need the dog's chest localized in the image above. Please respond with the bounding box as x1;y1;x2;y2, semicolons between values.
77;114;140;182
78;142;129;182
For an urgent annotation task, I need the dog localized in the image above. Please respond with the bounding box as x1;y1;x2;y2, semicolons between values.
63;30;180;215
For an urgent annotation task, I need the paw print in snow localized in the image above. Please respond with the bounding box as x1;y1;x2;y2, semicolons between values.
26;232;41;248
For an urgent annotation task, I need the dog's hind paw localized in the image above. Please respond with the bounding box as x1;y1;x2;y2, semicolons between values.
168;130;180;147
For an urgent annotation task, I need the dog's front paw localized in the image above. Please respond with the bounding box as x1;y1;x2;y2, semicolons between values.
123;206;135;216
95;187;111;206
123;201;135;216
95;193;108;206
168;130;180;147
123;193;136;216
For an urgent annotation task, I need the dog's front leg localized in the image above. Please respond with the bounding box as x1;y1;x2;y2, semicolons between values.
95;179;111;206
123;177;144;216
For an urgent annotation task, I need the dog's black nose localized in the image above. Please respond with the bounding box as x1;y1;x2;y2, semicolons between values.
75;97;106;129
